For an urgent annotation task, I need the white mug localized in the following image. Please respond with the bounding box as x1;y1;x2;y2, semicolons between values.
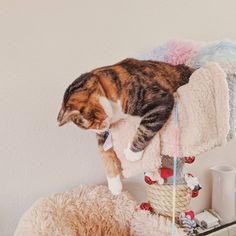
210;165;236;224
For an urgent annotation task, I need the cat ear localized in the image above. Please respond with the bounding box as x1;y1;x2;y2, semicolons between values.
57;107;79;127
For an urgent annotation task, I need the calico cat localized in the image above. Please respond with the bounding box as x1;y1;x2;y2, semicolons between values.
57;58;194;195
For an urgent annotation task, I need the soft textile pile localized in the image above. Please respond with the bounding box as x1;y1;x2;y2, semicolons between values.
111;62;229;178
141;40;204;66
192;40;236;140
142;39;236;140
15;185;185;236
15;185;135;236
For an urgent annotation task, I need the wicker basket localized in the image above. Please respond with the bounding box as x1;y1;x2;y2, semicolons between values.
146;183;192;218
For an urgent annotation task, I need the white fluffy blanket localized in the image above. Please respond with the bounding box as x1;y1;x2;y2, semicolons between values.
111;62;229;178
15;185;185;236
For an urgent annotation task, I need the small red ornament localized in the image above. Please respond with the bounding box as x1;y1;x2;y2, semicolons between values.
187;173;194;177
144;175;156;185
185;210;195;220
160;167;173;179
192;190;199;198
185;156;195;164
140;202;153;212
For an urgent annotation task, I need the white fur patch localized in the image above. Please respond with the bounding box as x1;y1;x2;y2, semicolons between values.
99;97;127;124
99;96;112;117
110;100;127;123
124;142;143;162
107;175;122;195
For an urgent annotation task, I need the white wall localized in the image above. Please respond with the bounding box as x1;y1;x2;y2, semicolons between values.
0;0;236;235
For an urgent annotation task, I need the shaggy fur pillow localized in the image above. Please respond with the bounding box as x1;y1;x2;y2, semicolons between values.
15;185;185;236
15;185;135;236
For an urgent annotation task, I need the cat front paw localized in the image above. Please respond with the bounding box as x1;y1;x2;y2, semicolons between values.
124;143;143;162
107;175;122;195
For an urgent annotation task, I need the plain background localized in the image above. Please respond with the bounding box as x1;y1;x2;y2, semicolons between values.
0;0;236;235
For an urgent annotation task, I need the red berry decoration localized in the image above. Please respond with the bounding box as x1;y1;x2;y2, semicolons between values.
187;173;194;177
185;210;195;220
144;175;156;185
185;156;195;164
140;202;153;212
192;190;199;198
160;167;173;179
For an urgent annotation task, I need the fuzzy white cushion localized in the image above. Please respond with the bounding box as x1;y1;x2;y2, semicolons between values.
15;185;185;236
15;185;135;236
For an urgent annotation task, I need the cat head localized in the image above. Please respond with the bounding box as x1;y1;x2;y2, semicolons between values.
57;73;112;133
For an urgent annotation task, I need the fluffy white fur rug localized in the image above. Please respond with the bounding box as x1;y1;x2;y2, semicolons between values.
111;62;229;178
15;185;185;236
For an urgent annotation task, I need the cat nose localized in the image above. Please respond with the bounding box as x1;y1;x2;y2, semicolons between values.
57;108;65;126
57;117;64;127
58;120;66;127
